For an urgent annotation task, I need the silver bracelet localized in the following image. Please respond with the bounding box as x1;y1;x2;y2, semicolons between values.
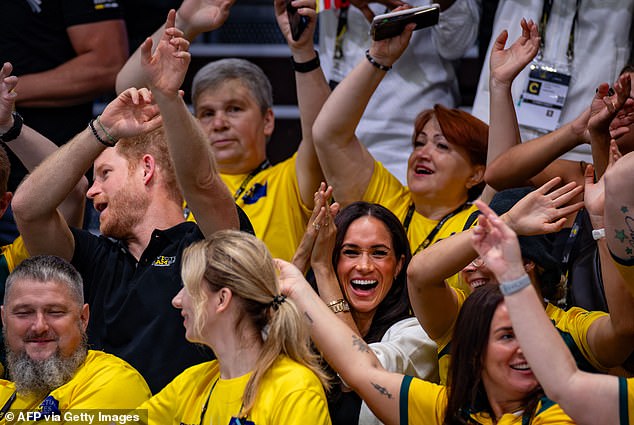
499;274;531;296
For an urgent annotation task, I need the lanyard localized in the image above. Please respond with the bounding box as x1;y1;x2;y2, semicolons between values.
537;0;581;63
333;6;349;60
199;378;220;425
199;377;247;425
404;202;470;254
233;159;271;201
560;209;583;267
0;391;16;420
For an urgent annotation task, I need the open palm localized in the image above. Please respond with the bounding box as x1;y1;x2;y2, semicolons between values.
490;19;539;87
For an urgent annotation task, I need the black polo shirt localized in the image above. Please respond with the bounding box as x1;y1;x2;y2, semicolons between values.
70;216;252;393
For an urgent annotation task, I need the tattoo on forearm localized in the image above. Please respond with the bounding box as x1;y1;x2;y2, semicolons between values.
352;335;370;353
613;209;634;257
371;382;393;399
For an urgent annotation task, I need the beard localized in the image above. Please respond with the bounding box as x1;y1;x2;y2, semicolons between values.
99;186;150;240
4;331;88;399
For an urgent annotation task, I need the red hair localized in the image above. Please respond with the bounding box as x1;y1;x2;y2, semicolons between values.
412;104;488;166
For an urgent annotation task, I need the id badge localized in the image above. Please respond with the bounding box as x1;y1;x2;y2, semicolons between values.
228;417;255;425
517;63;571;133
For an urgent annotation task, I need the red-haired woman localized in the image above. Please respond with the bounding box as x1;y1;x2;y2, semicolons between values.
312;16;492;286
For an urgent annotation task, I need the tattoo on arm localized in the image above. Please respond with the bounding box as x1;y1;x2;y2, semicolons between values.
613;209;634;258
371;382;393;399
352;335;371;353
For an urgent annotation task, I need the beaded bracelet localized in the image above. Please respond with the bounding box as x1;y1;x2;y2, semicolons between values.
96;116;118;146
89;118;116;148
365;49;392;71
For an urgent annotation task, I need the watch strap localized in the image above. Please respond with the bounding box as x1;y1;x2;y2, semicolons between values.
0;112;23;143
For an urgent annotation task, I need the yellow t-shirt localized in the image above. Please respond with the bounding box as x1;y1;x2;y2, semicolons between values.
402;375;575;424
0;350;151;424
544;303;608;372
185;155;310;262
136;355;330;425
0;236;29;280
364;161;478;289
436;298;608;385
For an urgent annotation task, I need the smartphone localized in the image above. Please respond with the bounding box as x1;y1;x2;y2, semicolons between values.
370;4;440;41
286;0;309;41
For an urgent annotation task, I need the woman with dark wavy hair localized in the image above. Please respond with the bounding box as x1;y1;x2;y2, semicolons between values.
331;201;411;343
293;186;438;425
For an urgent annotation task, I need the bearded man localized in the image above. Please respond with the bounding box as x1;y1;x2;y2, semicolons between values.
0;256;150;416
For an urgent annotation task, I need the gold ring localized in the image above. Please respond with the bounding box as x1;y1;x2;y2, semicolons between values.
312;222;321;230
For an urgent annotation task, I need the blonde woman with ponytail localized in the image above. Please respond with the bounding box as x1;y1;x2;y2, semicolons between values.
135;230;331;424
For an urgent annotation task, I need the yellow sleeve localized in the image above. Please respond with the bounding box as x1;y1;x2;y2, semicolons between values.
546;304;609;372
2;235;29;272
271;388;331;425
435;288;468;386
134;362;218;425
63;353;151;411
403;376;446;425
362;161;412;220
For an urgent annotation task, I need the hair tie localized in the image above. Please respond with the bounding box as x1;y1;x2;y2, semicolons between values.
270;294;286;310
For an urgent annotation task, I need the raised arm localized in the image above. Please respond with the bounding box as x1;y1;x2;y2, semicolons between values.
0;62;88;228
587;73;633;178
483;19;588;192
139;11;238;236
312;13;414;206
17;20;127;107
116;0;235;93
485;73;633;192
407;177;583;341
486;19;539;166
12;88;161;260
279;259;403;425
604;150;634;285
273;0;328;207
582;161;634;368
292;184;357;331
472;200;620;425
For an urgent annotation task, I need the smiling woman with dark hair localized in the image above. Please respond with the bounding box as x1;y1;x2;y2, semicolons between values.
293;186;438;425
332;201;412;343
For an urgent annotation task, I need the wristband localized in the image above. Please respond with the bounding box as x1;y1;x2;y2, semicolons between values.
291;51;320;73
499;274;531;296
327;298;350;314
0;112;23;143
365;50;392;71
592;228;605;240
